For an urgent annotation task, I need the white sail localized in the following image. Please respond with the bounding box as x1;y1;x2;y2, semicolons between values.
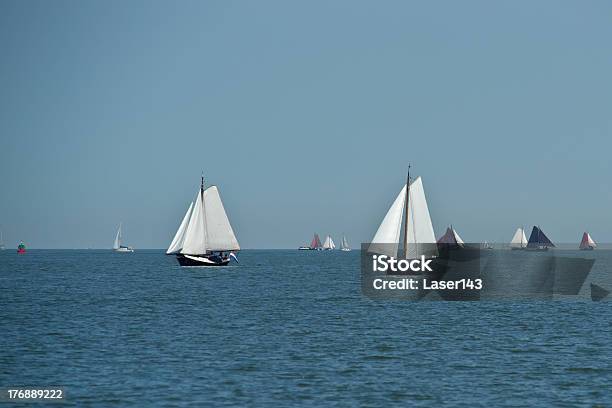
370;185;406;256
452;227;465;245
405;177;438;258
587;233;596;247
166;202;194;254
203;186;240;251
510;227;527;248
180;191;207;255
342;236;349;249
113;223;121;249
323;235;333;249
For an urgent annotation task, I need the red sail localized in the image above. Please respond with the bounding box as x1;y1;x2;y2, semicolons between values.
310;233;322;249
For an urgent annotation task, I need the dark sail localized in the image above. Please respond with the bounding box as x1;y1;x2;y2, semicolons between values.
437;227;459;245
527;226;555;248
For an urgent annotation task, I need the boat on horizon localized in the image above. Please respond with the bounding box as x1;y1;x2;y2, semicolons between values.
369;166;437;261
437;225;465;248
0;229;5;251
341;235;351;251
299;233;322;250
322;235;336;250
17;241;26;254
510;227;527;250
579;232;596;250
166;176;240;266
113;223;134;252
526;226;555;251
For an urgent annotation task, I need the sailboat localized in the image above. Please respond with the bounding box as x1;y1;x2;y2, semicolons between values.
113;223;134;252
299;233;322;250
341;235;351;251
579;232;596;250
322;235;336;250
437;225;465;248
369;167;437;260
510;227;527;250
0;229;5;251
167;176;240;266
526;226;555;251
17;241;26;254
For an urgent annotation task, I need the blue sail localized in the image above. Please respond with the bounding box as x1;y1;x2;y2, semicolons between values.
527;226;555;248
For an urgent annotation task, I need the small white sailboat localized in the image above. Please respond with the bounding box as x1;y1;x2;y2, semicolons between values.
322;235;336;250
167;176;240;266
579;232;596;250
369;167;437;259
113;223;134;252
510;227;527;250
341;235;351;251
0;229;5;251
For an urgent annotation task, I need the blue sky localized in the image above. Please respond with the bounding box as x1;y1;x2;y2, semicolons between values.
1;0;611;248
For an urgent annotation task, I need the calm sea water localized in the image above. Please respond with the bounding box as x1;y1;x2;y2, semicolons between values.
1;250;611;406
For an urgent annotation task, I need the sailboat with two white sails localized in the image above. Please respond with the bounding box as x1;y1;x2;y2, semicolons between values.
322;235;336;250
341;235;351;251
369;167;437;261
166;176;240;267
510;227;527;250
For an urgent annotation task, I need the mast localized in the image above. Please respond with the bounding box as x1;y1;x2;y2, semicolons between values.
201;172;207;253
403;164;410;258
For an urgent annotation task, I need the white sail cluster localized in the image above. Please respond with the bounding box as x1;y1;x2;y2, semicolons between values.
370;177;437;258
323;235;336;250
166;186;240;255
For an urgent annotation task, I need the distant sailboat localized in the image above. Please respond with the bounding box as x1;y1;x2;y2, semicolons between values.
341;235;351;251
437;225;465;248
167;176;240;266
322;235;336;250
526;226;555;251
299;233;322;250
113;223;134;252
369;166;437;260
0;230;5;251
510;227;527;250
17;241;26;254
579;232;596;250
483;241;493;250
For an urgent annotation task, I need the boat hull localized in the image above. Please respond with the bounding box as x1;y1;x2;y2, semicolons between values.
17;249;26;254
579;247;595;251
114;247;134;253
177;254;230;267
